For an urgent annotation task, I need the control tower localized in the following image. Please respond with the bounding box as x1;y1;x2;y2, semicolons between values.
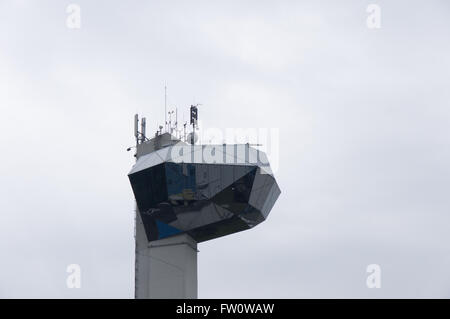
128;106;280;299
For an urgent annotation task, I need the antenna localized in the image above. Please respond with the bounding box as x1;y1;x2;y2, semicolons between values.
164;86;167;133
175;108;178;138
168;110;175;134
190;105;199;144
141;117;146;143
134;114;139;145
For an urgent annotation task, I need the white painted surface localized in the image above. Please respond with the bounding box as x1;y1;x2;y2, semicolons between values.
135;212;198;299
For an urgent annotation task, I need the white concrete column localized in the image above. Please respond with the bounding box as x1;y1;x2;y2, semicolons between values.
135;212;198;299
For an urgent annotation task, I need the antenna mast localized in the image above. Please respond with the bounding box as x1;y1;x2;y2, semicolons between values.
175;108;178;138
141;117;146;143
134;114;139;146
190;104;199;144
164;86;167;133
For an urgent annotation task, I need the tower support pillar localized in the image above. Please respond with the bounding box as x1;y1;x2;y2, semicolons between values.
135;213;198;299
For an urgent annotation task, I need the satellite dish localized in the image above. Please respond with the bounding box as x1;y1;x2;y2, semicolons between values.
187;132;198;144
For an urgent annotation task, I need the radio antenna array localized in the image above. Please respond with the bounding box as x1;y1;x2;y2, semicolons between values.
134;114;148;145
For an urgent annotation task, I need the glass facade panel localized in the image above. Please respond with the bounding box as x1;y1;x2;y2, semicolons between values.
129;146;280;242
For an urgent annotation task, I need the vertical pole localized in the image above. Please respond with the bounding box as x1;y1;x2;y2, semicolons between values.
134;114;139;146
141;117;146;143
164;86;167;133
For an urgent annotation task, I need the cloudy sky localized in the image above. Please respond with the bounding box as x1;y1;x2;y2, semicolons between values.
1;0;450;298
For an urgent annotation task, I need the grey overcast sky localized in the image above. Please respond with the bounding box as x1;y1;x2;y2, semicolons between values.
1;0;450;298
